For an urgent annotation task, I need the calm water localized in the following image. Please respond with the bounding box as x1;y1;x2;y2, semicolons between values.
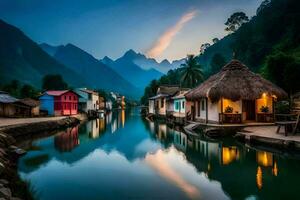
18;108;300;200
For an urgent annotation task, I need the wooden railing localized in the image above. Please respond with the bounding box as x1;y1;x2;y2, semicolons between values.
219;113;242;124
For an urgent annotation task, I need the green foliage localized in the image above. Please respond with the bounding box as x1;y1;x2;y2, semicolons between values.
224;106;233;113
180;55;204;88
263;51;300;94
210;53;226;75
260;105;270;113
20;84;39;98
0;80;39;99
42;74;68;91
225;12;249;33
1;80;20;97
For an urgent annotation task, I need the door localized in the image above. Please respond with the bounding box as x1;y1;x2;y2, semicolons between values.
242;100;256;121
191;105;195;121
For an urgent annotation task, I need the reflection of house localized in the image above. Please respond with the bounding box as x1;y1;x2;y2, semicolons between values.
39;90;79;116
185;60;287;124
74;88;99;113
221;146;239;165
173;130;187;152
149;86;188;117
54;126;79;152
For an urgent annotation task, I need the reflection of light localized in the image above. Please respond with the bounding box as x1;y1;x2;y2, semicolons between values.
256;151;273;167
272;162;278;176
256;166;263;190
121;109;125;128
222;147;239;165
145;148;200;199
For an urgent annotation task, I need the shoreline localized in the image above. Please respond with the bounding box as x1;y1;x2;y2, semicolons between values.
0;115;85;200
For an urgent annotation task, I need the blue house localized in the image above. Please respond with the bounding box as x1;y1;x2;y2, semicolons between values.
39;93;54;115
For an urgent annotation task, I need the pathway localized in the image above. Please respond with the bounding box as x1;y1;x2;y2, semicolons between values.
0;116;67;128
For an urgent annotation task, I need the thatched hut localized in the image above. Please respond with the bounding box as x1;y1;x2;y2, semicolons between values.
185;60;287;124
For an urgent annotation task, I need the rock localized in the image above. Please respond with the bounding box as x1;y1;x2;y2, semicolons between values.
0;163;5;175
11;197;22;200
0;180;8;186
0;187;11;199
14;148;26;156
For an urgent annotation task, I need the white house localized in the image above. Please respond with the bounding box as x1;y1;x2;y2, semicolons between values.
74;88;99;113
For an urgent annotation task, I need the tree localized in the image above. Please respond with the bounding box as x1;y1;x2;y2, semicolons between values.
1;80;20;97
200;43;211;55
256;0;271;15
180;55;204;88
210;53;226;74
42;74;68;91
225;12;249;33
264;51;300;94
20;84;38;98
212;38;219;44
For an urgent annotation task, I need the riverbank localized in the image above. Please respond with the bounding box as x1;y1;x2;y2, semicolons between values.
0;115;85;199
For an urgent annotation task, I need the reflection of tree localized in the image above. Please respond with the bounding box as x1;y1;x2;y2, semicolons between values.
54;126;79;152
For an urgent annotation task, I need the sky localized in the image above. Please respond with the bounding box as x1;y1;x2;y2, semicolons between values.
0;0;262;62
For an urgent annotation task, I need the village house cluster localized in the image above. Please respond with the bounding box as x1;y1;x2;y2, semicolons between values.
148;59;289;125
0;88;117;117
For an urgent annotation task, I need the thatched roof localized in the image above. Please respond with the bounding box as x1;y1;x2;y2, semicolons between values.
185;60;287;102
18;98;40;107
157;85;180;96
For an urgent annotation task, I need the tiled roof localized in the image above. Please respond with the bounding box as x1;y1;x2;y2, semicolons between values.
18;98;40;107
0;92;19;103
45;90;69;96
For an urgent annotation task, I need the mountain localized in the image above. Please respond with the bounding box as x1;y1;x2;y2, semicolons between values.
197;0;300;74
100;49;163;89
0;19;86;88
40;44;142;99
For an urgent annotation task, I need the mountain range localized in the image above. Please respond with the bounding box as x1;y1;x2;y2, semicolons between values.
0;18;186;99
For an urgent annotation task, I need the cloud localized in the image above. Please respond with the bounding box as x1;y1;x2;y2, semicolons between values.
146;10;197;59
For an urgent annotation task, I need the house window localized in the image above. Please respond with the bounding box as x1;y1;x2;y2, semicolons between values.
69;96;71;100
64;96;66;100
182;101;185;109
197;101;200;117
161;98;164;108
201;99;205;111
175;101;179;110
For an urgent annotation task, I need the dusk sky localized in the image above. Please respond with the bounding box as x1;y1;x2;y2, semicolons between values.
0;0;262;62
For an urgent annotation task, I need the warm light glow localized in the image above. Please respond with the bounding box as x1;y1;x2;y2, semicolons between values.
222;99;241;113
273;162;278;176
256;151;273;167
256;166;263;190
222;147;239;165
121;109;125;128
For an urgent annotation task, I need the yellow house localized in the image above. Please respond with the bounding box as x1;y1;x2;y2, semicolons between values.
185;60;287;124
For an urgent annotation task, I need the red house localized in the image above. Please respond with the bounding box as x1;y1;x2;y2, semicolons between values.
39;90;79;116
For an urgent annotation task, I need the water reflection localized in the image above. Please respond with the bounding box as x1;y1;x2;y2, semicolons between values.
54;126;79;152
18;108;300;200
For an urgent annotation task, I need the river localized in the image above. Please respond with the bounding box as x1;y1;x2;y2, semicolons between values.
17;108;300;200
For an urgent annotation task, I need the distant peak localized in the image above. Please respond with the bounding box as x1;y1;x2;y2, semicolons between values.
124;49;137;56
160;59;171;65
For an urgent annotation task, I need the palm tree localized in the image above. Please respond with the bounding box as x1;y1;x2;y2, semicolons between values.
180;55;204;88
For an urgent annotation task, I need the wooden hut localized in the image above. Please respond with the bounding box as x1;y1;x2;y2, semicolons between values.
185;60;287;124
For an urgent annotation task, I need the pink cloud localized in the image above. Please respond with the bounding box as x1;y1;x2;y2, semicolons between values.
147;10;197;58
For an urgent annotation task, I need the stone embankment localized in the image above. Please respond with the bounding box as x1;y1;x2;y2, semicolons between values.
0;117;81;200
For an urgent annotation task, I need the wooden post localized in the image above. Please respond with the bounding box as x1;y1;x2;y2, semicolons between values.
220;98;223;124
206;97;208;124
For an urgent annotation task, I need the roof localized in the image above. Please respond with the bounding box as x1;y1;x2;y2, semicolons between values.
45;90;70;96
0;92;19;103
149;94;169;100
157;86;180;96
18;98;40;107
172;90;190;99
79;88;99;95
185;59;288;102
